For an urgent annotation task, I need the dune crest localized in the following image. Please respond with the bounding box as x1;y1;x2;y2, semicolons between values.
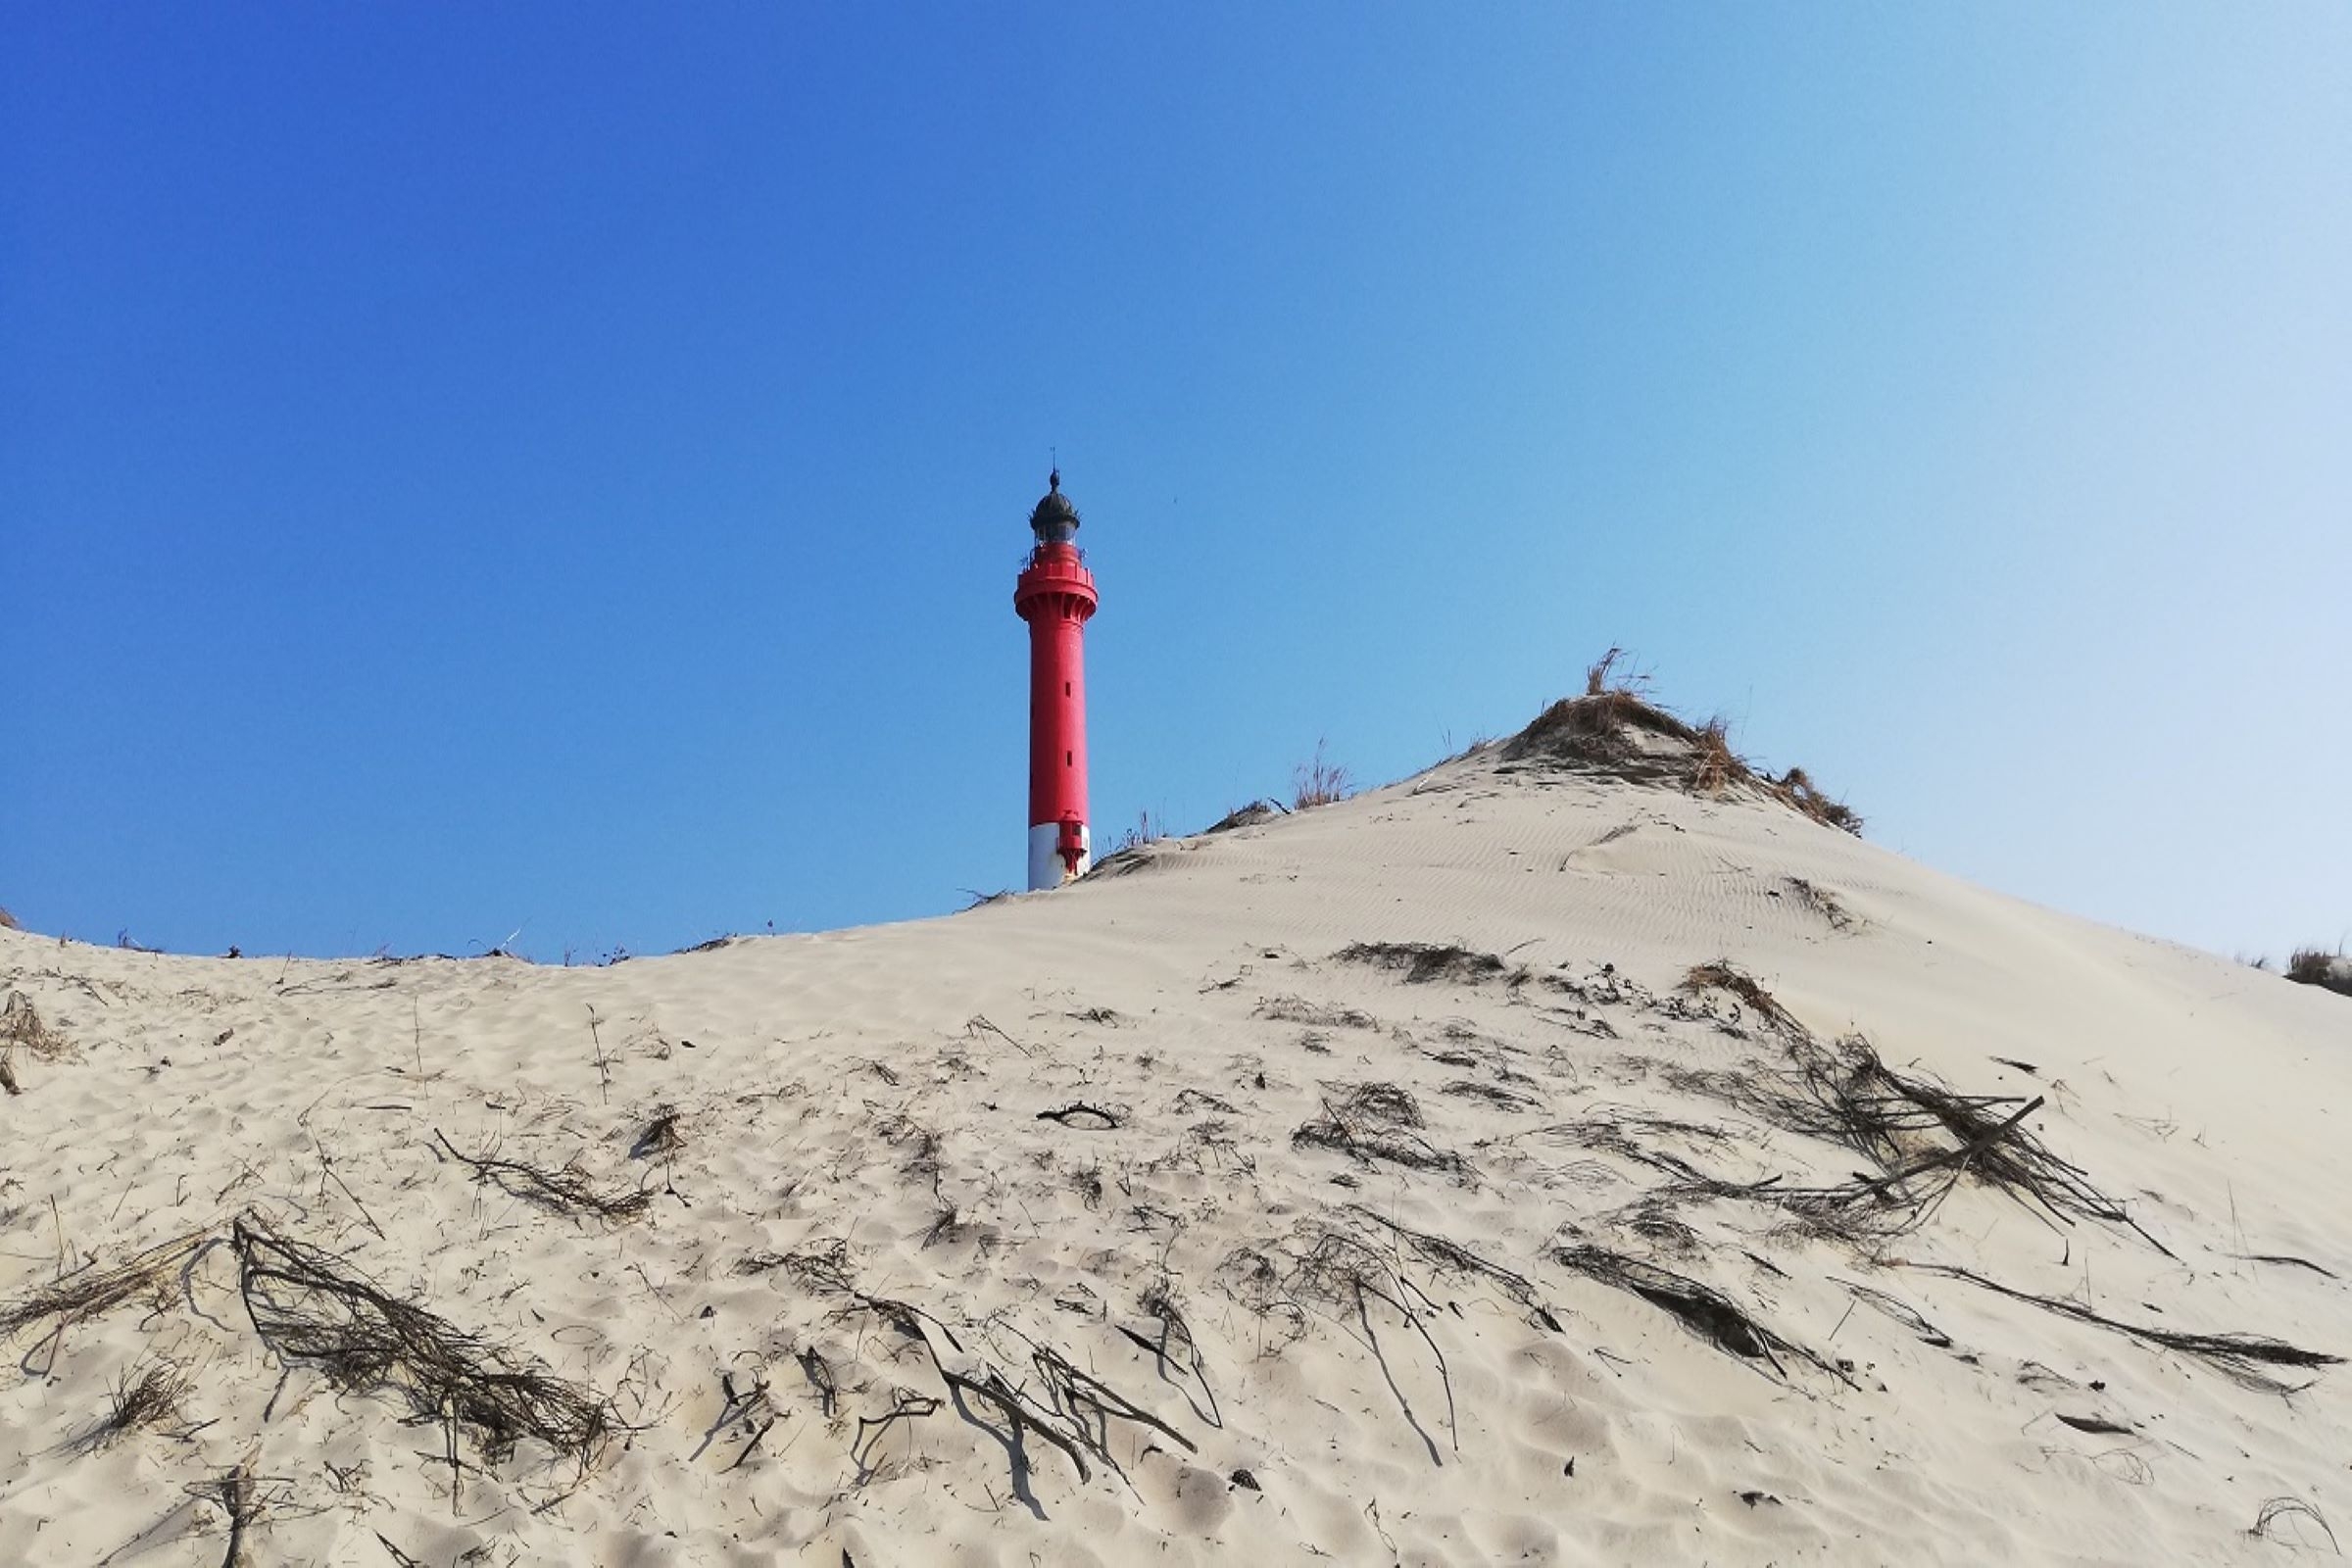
4;710;2347;1565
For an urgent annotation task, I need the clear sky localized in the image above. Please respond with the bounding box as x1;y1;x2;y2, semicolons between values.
6;6;2346;965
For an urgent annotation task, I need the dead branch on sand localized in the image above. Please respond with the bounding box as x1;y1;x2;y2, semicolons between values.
1552;1244;1852;1387
1669;968;2172;1253
1765;1034;2170;1253
851;1389;943;1481
1036;1102;1124;1130
230;1217;614;1469
200;1464;257;1568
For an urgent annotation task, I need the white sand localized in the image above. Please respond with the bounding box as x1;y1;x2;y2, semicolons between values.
4;733;2348;1565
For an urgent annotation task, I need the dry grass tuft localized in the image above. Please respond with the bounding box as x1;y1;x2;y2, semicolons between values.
1333;1080;1425;1129
1292;738;1351;809
1784;877;1856;932
1110;809;1166;854
1336;941;1522;987
1689;717;1740;795
0;1229;208;1338
1681;962;1807;1038
1585;647;1630;696
80;1357;191;1449
1256;996;1379;1030
1;991;74;1094
1295;1086;1464;1175
1441;1078;1542;1111
2250;1495;2340;1552
1765;766;1865;835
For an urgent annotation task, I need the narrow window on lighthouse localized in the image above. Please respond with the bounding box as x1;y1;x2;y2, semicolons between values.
1063;681;1070;696
1065;751;1073;766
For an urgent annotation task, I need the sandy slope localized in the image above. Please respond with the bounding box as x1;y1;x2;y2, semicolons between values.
3;735;2348;1566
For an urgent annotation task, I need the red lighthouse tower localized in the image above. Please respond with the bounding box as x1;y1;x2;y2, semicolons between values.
1013;469;1100;889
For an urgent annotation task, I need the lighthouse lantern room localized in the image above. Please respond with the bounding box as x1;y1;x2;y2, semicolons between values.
1012;469;1100;890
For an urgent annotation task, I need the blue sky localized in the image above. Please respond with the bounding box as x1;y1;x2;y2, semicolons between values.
6;6;2346;964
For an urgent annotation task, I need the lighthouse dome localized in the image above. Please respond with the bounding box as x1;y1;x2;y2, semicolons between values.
1029;469;1081;543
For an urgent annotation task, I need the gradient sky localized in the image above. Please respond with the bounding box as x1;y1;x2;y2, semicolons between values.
6;6;2346;965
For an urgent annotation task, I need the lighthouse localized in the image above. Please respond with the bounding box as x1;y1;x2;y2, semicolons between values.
1013;468;1100;889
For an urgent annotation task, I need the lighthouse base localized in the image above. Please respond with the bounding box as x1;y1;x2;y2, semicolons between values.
1028;821;1091;891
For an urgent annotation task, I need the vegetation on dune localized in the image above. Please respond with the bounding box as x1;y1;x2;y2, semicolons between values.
6;874;2345;1558
1291;738;1351;810
0;990;74;1096
1503;649;1863;834
2286;947;2352;999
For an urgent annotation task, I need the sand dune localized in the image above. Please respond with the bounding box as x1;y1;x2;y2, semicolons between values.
4;710;2348;1565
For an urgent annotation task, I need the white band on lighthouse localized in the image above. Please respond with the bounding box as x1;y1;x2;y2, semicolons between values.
1028;821;1090;891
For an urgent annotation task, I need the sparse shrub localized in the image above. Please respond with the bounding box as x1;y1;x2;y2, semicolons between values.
1510;649;1704;770
1292;739;1351;809
1506;650;1863;835
2286;948;2352;999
